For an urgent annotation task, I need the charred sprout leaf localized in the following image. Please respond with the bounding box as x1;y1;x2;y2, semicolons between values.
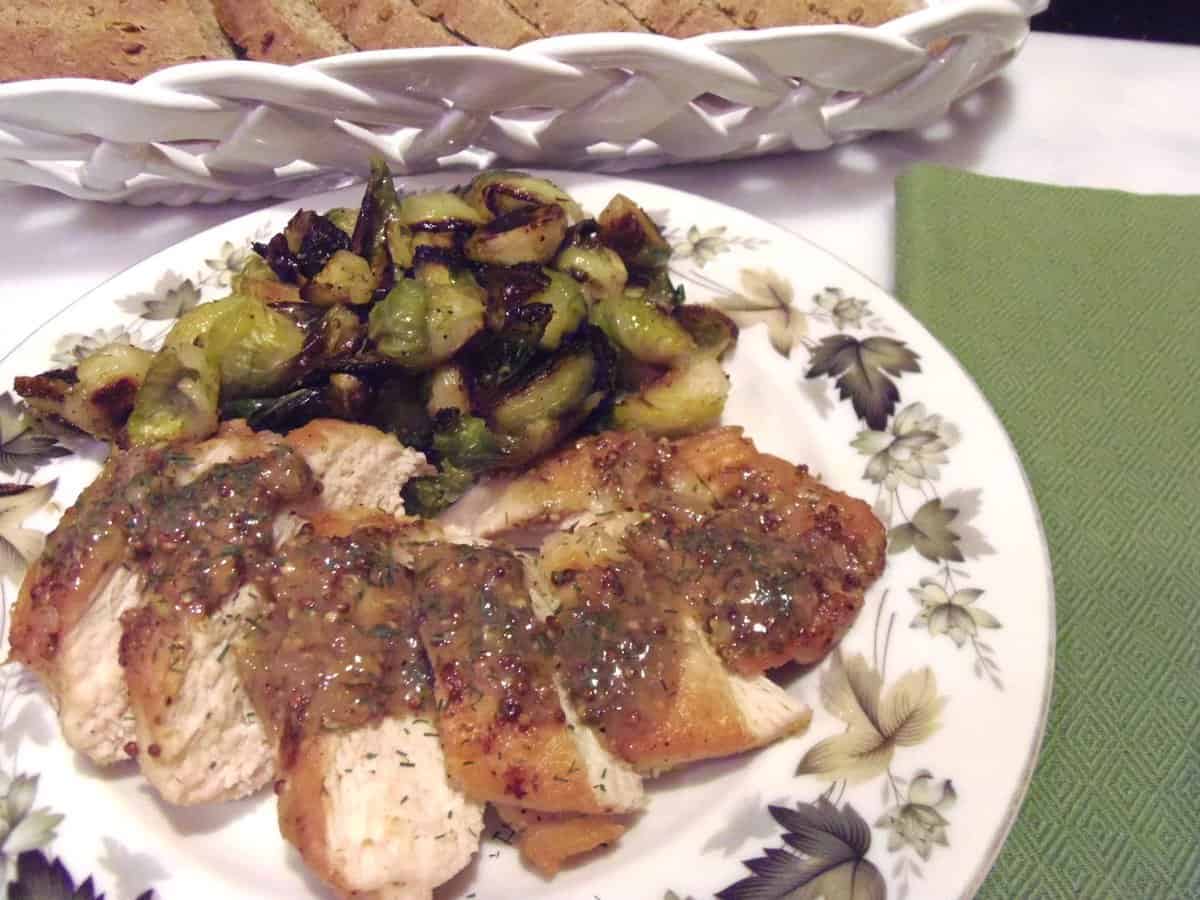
252;233;301;284
554;239;628;302
674;305;739;357
127;343;220;445
464;205;567;266
352;156;400;277
462;171;582;221
590;292;696;365
598;194;671;269
431;410;503;471
296;214;352;279
466;302;553;399
611;354;728;437
401;461;475;517
479;263;549;328
369;379;434;451
222;387;328;433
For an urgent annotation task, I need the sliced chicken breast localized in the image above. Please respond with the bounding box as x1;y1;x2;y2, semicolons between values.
533;517;810;775
411;542;644;816
125;421;429;804
478;427;886;673
238;521;482;899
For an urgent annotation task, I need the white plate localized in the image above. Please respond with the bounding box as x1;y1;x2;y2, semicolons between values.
0;172;1053;900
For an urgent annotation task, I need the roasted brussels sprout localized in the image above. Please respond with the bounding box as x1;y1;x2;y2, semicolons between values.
598;194;671;269
369;378;433;449
204;296;306;397
674;305;738;357
324;207;359;237
627;268;685;311
432;410;503;471
316;303;366;358
531;269;587;351
398;192;488;229
126;343;221;446
14;343;156;441
462;171;583;222
590;292;696;365
611;355;729;437
401;461;475;517
464;204;568;266
233;255;302;303
554;239;628;303
301;249;375;306
368;277;485;370
465;303;552;399
491;349;597;434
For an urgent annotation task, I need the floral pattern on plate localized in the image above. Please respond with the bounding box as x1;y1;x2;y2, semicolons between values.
0;174;1051;900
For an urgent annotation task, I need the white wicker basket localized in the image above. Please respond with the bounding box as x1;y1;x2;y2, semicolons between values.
0;0;1045;204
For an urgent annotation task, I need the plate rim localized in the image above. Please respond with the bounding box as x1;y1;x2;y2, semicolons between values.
0;169;1056;900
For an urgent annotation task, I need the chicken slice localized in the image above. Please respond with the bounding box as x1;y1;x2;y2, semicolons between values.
533;517;810;774
125;421;429;804
411;542;644;815
479;428;886;673
7;423;279;766
237;522;482;899
118;437;317;801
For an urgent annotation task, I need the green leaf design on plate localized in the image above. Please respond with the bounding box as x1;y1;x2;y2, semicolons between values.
796;651;945;783
888;498;963;562
875;770;957;860
805;336;920;430
716;798;885;900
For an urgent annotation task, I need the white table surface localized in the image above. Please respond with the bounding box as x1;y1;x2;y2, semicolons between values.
2;31;1198;358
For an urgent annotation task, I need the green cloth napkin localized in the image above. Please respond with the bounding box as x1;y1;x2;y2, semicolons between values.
894;165;1199;899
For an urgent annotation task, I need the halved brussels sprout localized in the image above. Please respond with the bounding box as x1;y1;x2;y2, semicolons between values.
368;278;485;370
301;249;375;306
233;255;302;303
464;204;567;266
674;305;739;357
386;219;414;270
462;171;583;222
126;342;221;445
491;350;597;433
205;296;307;397
398;192;488;229
611;355;728;437
554;240;628;303
590;292;696;365
324;207;359;237
465;303;552;400
598;194;671;269
316;303;365;358
627;268;685;311
532;269;587;351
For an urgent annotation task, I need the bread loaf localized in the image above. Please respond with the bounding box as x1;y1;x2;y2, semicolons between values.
0;0;234;82
1;0;924;81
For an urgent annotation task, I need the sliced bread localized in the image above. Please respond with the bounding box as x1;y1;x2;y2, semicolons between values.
316;0;463;49
0;0;234;82
213;0;356;62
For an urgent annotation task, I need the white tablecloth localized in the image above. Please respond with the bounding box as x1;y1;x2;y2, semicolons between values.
3;32;1199;359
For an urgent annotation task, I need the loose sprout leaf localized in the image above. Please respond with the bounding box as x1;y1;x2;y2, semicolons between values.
296;215;352;278
467;303;553;399
253;233;301;284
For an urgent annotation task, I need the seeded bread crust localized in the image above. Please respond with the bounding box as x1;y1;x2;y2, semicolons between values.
0;0;234;83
